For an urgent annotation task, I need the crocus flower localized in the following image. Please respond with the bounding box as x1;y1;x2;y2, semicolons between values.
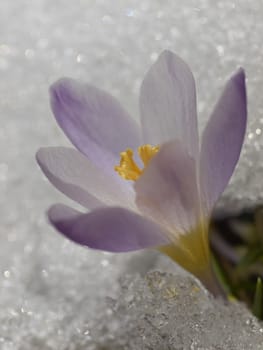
36;51;246;295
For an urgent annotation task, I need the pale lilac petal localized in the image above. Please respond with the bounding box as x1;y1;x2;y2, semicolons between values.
140;50;198;159
36;147;135;210
134;140;201;235
48;204;169;252
50;78;141;172
200;69;247;213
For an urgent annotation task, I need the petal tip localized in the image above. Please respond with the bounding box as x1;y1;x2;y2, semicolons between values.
227;68;247;108
159;49;174;59
47;204;57;222
47;203;70;222
35;147;45;165
232;68;246;89
36;147;55;167
158;50;187;67
49;77;77;109
49;77;72;95
47;203;81;237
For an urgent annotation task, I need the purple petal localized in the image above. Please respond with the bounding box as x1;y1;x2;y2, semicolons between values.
48;204;169;252
36;147;135;210
134;140;201;235
50;78;141;172
200;69;247;212
140;50;198;159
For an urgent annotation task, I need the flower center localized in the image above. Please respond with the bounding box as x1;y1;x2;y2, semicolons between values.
115;144;160;181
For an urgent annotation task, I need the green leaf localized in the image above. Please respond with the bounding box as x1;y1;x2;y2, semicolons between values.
237;247;263;271
252;277;263;319
211;254;234;295
255;208;263;244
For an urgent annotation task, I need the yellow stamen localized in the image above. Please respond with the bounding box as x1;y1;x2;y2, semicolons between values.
138;144;160;167
115;144;160;181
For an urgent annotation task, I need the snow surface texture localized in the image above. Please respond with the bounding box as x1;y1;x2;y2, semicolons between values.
1;0;263;349
98;271;263;349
